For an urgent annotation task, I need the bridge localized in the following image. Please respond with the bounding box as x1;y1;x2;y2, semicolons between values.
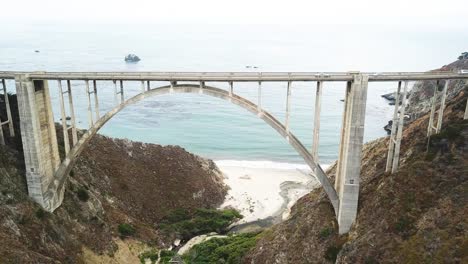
0;71;467;234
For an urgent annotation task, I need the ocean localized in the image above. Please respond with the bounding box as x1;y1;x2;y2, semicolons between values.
1;23;466;167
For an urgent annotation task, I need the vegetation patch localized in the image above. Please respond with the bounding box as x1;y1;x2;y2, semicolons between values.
159;208;242;240
139;249;158;264
394;216;414;237
35;208;46;219
182;232;260;264
430;121;467;145
76;188;89;202
159;250;176;263
318;227;334;240
118;223;136;237
324;245;342;262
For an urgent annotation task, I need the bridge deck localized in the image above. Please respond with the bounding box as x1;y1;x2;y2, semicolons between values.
1;71;467;81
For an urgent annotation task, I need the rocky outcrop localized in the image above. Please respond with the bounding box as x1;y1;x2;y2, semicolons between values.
124;54;141;62
245;80;468;263
0;94;227;263
72;136;228;226
406;58;468;119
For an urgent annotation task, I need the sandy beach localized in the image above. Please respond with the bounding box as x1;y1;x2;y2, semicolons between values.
216;160;324;225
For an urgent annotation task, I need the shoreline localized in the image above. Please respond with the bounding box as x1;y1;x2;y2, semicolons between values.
216;160;324;231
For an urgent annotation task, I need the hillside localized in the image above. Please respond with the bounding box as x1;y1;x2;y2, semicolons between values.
0;94;228;263
407;58;468;119
245;61;468;263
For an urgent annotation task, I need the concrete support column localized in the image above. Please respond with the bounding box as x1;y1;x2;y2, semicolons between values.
385;81;402;172
170;81;175;93
464;97;468;120
141;81;145;93
258;81;262;111
113;80;118;104
57;80;70;155
0;116;4;145
336;81;352;194
85;80;94;128
119;80;124;103
2;79;15;136
199;81;204;94
229;81;233;96
15;75;61;211
335;73;368;234
312;81;323;162
436;80;449;133
66;80;78;146
93;80;100;120
427;81;439;137
391;81;409;174
147;81;150;91
285;81;291;133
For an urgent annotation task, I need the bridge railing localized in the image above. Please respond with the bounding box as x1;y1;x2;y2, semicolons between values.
1;71;467;81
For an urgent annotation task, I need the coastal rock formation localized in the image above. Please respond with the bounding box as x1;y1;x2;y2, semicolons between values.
0;94;227;263
406;58;468;119
125;54;141;62
245;77;468;262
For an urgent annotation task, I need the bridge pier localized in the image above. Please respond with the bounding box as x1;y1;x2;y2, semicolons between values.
336;74;368;234
0;78;15;145
465;96;468;120
385;82;402;172
93;80;100;119
285;81;291;133
15;75;62;211
436;80;449;133
312;81;323;162
1;79;15;137
385;81;409;173
57;80;71;154
85;80;94;128
66;80;78;145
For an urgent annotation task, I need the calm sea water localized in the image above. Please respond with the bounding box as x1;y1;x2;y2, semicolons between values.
1;23;466;166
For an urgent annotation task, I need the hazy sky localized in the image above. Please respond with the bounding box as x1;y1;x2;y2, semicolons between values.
2;0;467;28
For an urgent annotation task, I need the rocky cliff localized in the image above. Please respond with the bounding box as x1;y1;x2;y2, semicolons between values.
0;94;227;263
245;69;468;263
407;57;468;119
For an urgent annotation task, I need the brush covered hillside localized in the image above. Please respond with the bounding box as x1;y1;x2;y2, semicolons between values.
245;61;468;263
0;94;228;263
407;57;468;119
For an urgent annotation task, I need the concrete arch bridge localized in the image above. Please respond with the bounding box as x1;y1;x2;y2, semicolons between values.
0;71;467;234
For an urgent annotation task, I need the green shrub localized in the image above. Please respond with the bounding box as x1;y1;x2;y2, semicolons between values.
324;245;342;262
431;122;467;145
159;208;242;240
118;223;136;237
76;188;89;202
183;233;259;264
35;208;46;219
159;250;176;263
139;249;158;264
395;216;413;234
319;227;333;240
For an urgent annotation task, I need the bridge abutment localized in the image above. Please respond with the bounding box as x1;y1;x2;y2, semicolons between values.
336;74;368;234
15;75;62;211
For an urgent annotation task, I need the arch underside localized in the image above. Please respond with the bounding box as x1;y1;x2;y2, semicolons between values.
45;84;339;213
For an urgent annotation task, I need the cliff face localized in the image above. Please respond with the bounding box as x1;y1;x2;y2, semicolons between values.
407;58;468;119
245;75;468;262
0;94;227;263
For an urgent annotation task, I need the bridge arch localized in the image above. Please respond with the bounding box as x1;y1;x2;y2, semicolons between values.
46;84;339;213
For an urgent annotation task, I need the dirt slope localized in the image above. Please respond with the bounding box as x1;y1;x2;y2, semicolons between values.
0;94;227;263
245;70;468;263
